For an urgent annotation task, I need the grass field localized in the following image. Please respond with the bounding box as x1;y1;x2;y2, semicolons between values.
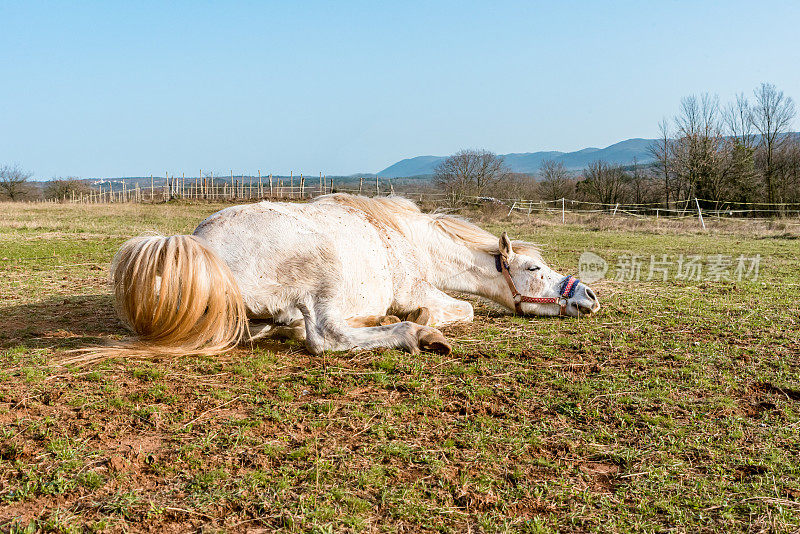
1;201;799;533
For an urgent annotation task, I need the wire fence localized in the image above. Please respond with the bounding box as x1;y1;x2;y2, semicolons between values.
505;198;800;219
27;174;800;224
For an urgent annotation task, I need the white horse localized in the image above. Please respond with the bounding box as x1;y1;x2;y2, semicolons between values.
108;194;599;358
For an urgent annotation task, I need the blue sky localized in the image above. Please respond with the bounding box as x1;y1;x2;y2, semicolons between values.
1;1;799;179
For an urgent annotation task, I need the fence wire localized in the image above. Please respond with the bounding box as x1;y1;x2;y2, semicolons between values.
28;176;800;222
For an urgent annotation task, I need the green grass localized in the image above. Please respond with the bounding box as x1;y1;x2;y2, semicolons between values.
1;200;799;532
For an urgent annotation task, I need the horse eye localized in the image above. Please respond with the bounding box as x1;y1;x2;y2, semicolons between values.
527;266;541;272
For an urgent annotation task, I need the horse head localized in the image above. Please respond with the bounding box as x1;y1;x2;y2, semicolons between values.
496;232;600;317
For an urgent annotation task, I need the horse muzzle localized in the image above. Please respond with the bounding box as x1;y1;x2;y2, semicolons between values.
563;282;601;316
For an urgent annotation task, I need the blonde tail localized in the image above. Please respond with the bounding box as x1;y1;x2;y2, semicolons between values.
64;235;247;365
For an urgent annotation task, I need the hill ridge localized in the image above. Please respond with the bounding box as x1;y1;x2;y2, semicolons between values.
378;137;656;177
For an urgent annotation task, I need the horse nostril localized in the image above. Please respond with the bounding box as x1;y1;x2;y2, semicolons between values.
585;287;597;302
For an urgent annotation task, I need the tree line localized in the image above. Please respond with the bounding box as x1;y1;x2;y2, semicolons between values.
0;164;93;201
435;83;799;210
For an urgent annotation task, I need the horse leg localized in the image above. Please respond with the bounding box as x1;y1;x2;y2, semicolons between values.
346;315;401;327
249;313;401;344
298;297;451;356
248;319;306;342
406;307;431;325
248;321;274;341
402;285;474;327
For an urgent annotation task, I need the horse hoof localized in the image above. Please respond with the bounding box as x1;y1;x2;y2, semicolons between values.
379;315;401;325
418;330;451;355
407;307;431;326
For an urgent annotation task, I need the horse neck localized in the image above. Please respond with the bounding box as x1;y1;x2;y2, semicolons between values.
419;226;513;308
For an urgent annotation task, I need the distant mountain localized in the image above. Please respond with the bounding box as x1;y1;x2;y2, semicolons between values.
377;138;657;178
377;156;447;178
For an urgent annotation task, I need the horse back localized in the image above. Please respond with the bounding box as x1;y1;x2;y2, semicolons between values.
192;201;419;317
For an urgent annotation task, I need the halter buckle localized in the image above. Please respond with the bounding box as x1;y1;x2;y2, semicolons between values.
558;296;569;316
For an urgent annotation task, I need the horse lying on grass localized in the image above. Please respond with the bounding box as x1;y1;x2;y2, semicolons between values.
102;194;600;359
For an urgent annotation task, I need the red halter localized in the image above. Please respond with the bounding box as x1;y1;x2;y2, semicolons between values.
495;255;579;316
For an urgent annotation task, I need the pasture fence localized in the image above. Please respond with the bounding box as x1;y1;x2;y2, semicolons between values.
27;173;800;226
500;198;800;228
505;197;800;219
54;172;333;204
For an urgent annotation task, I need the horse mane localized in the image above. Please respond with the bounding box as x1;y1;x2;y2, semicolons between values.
313;193;421;236
313;193;541;258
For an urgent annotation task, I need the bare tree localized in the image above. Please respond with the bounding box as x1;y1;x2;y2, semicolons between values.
772;133;800;204
749;83;797;203
0;164;34;201
44;178;94;201
536;159;574;201
722;93;759;204
649;119;674;207
724;93;757;149
627;158;660;205
493;172;539;199
671;94;730;203
578;160;629;206
434;149;511;202
648;84;798;210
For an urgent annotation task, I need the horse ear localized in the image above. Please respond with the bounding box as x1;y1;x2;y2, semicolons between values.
499;232;513;259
